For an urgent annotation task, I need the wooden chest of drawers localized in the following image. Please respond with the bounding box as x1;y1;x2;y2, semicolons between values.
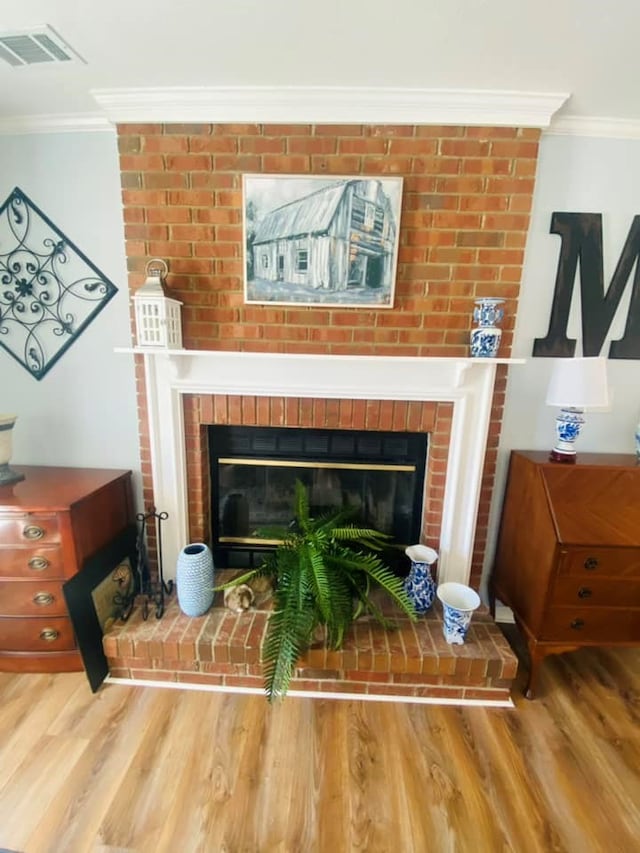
490;450;640;698
0;466;134;672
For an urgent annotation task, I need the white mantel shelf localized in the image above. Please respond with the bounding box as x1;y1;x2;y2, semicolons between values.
116;348;524;584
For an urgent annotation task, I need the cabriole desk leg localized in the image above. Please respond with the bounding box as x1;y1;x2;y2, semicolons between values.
524;640;547;700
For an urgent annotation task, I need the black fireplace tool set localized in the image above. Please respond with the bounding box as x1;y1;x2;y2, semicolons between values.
112;507;173;622
136;508;174;619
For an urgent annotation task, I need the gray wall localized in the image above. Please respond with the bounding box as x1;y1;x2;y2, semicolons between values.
482;132;640;591
0;130;141;492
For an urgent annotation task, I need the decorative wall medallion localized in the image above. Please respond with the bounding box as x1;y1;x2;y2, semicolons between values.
0;186;118;380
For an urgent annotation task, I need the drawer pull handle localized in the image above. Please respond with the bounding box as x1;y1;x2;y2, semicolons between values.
23;524;45;541
570;619;585;630
28;556;50;571
33;592;54;606
584;557;599;570
577;587;593;599
39;628;59;642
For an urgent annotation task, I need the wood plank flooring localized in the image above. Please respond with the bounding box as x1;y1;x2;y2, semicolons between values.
0;645;638;852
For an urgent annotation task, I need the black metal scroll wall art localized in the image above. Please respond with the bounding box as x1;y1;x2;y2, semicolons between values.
534;212;640;359
0;186;117;379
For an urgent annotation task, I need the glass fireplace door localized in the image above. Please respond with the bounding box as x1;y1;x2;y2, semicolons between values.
218;458;418;545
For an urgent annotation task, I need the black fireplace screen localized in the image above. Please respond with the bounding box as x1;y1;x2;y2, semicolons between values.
208;426;427;570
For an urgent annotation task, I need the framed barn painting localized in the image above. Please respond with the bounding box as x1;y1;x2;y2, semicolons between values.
243;175;403;308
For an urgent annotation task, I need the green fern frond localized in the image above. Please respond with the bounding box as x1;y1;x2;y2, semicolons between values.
262;569;315;701
313;506;354;533
293;479;311;532
224;479;417;700
213;567;261;591
331;525;393;550
305;542;333;624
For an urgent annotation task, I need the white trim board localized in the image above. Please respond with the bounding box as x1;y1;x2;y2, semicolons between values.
104;676;515;708
4;89;640;140
115;348;524;586
91;86;568;128
545;114;640;140
0;112;113;135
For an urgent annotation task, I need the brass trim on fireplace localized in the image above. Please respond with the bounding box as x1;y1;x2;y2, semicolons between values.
219;536;284;545
218;457;416;473
219;535;411;547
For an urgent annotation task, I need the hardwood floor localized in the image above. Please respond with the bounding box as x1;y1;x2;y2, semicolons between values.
0;645;638;852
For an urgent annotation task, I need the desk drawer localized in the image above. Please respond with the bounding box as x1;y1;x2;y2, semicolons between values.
552;577;640;608
559;548;640;579
542;606;640;643
0;546;64;578
0;514;61;547
0;580;68;617
0;616;76;652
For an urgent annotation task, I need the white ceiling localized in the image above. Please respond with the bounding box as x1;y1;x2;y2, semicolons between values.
1;0;639;134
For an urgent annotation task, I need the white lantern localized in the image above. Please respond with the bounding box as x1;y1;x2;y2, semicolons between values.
132;258;183;349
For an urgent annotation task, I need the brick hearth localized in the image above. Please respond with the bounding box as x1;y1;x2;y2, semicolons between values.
103;583;517;704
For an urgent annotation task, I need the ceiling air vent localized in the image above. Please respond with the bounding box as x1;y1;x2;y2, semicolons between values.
0;25;85;67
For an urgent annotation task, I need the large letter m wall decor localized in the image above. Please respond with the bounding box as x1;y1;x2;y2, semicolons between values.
533;212;640;360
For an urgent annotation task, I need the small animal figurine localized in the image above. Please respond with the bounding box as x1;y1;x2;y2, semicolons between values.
224;583;255;613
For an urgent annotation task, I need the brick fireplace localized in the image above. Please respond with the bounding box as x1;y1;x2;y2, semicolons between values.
105;120;540;702
118;122;539;588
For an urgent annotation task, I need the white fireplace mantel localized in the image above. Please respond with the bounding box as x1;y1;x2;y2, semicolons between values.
118;348;524;584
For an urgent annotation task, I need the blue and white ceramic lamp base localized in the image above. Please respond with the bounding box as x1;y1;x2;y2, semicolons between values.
550;407;585;461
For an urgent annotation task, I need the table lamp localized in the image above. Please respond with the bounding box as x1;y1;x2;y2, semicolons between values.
545;357;609;463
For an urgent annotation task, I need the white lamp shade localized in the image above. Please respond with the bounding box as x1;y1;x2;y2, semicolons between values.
545;357;610;409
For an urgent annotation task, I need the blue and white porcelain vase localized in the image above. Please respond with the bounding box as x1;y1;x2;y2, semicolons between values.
176;543;214;617
436;582;481;645
404;544;439;613
470;297;505;358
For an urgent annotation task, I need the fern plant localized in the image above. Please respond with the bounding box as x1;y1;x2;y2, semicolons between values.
217;480;417;701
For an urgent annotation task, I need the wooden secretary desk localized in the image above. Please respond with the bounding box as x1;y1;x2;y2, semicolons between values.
0;466;134;673
491;450;640;698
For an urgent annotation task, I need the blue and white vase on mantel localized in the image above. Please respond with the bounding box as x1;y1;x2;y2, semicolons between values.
470;297;505;358
176;543;214;617
404;545;439;614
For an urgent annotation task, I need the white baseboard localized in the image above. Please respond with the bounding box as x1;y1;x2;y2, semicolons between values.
494;599;516;624
104;676;514;708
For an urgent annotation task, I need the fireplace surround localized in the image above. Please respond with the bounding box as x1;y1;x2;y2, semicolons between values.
125;347;523;586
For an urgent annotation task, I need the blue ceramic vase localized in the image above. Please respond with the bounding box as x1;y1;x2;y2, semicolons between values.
176;543;214;616
404;544;439;613
470;297;505;358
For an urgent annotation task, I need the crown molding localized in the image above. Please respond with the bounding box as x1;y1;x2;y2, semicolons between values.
0;112;113;135
546;114;640;140
13;92;640;139
91;86;569;128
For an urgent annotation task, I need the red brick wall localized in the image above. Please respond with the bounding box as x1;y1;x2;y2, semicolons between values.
118;122;540;584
